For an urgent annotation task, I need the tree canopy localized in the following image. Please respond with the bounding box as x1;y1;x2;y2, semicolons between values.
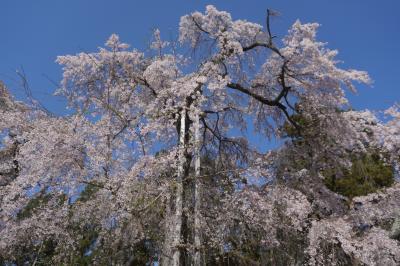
0;5;399;266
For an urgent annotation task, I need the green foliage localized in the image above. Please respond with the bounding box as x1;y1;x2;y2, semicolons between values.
281;111;395;199
281;110;395;199
324;153;394;198
0;239;58;266
390;217;400;240
78;183;100;202
31;239;58;266
68;224;99;265
16;191;52;220
16;190;68;221
127;240;157;265
281;113;310;140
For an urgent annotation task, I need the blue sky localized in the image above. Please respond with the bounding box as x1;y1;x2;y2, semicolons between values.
1;0;399;116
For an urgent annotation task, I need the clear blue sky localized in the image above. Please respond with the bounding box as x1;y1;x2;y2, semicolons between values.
1;0;399;115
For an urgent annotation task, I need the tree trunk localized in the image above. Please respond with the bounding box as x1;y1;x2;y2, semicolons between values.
193;111;202;266
161;192;173;265
172;109;186;266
